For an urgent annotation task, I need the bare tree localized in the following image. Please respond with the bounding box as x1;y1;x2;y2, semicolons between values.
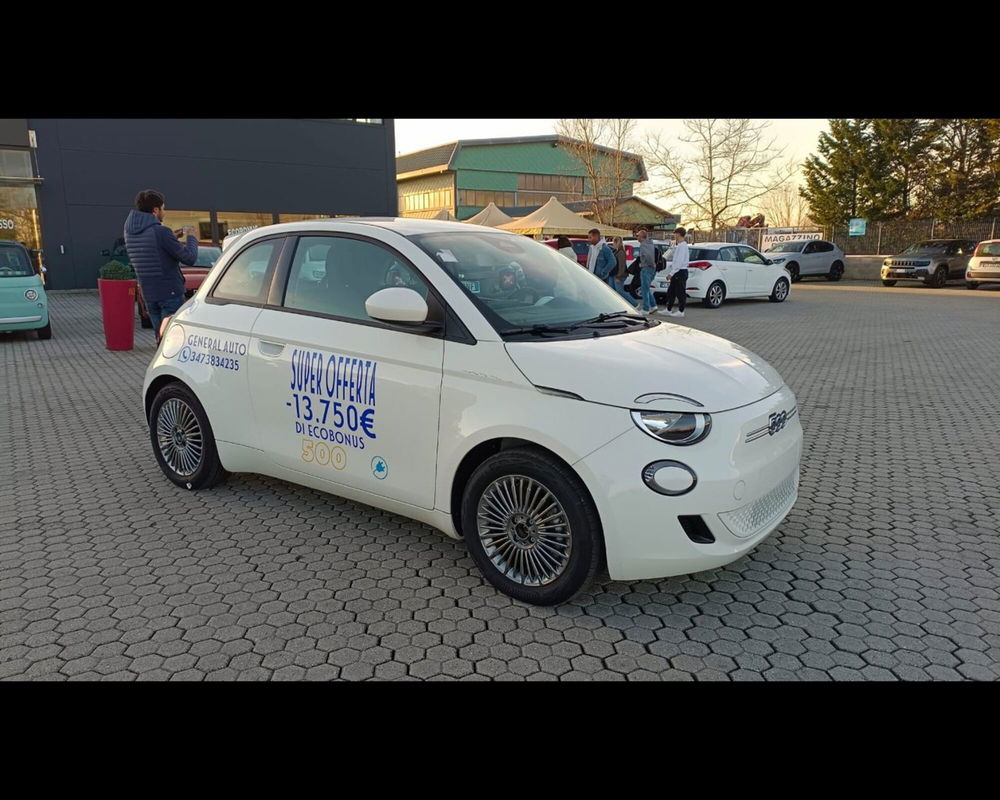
644;119;797;230
554;119;640;224
759;163;812;227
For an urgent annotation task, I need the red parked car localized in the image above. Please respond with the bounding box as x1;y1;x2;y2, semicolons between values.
542;238;590;266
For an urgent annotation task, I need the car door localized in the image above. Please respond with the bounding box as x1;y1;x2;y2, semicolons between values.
716;246;747;294
799;241;824;275
736;246;772;293
951;241;974;278
246;233;445;510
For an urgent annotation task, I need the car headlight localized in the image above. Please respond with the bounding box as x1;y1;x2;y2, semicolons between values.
24;289;38;301
631;411;712;445
883;259;892;267
770;256;786;264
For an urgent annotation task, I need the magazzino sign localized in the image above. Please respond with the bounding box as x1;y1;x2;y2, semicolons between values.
761;228;822;250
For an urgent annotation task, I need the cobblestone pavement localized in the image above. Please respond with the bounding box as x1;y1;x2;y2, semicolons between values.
2;282;999;681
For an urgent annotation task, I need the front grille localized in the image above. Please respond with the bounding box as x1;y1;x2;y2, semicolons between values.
890;259;930;268
718;472;798;539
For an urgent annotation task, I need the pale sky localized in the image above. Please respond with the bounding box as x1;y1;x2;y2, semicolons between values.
395;118;829;200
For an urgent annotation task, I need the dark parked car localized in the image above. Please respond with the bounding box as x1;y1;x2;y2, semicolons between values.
880;239;978;288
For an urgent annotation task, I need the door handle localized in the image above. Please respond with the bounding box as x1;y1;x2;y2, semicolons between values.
258;340;285;356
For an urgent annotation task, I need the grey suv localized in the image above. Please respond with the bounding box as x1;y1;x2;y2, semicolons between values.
881;239;978;288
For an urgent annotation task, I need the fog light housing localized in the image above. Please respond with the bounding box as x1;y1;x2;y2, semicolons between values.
642;460;697;496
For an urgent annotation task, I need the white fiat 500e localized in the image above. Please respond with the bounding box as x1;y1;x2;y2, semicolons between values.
143;218;803;605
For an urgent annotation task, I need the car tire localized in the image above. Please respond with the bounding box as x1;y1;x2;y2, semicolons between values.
702;280;726;309
827;261;844;281
787;262;801;282
149;382;227;491
966;281;979;290
928;266;947;288
769;277;790;303
882;280;897;287
36;322;52;340
653;292;667;305
460;448;604;606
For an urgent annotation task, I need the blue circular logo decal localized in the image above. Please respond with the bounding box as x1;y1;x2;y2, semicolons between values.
371;456;388;480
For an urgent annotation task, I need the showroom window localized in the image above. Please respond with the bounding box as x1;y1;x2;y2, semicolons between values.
217;212;275;241
162;210;212;242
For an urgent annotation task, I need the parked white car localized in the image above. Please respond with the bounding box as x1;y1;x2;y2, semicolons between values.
764;239;845;282
652;242;793;308
143;219;802;605
965;239;1000;289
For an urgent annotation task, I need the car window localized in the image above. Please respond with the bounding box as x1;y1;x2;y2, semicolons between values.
283;235;429;323
975;242;1000;257
194;247;223;268
572;241;589;256
719;247;740;262
737;247;766;264
818;241;834;252
803;242;817;254
212;240;278;304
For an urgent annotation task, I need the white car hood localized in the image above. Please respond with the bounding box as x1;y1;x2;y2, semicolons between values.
505;322;784;413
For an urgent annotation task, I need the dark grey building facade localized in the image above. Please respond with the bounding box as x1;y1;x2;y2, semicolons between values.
0;119;396;289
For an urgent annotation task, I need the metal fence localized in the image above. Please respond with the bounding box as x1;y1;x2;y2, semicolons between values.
684;216;1000;255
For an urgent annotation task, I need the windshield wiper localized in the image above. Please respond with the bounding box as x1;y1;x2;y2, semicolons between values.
581;311;650;324
501;323;576;336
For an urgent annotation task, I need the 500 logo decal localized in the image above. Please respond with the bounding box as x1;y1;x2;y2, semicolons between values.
289;348;377;451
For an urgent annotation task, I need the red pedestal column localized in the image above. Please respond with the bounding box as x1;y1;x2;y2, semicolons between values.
98;279;137;351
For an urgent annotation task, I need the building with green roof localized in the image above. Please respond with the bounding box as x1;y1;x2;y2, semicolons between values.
396;135;678;233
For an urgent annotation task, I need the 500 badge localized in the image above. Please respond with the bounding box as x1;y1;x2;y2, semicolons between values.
301;440;347;470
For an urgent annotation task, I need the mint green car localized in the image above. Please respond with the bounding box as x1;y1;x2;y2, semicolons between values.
0;241;51;339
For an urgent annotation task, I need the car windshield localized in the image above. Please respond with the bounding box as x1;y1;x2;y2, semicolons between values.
975;242;1000;257
767;241;807;253
0;245;34;277
408;231;641;336
901;241;950;254
195;246;222;267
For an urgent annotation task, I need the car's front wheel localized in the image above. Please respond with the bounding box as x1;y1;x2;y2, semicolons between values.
769;277;790;302
460;448;603;606
882;280;897;287
827;261;844;281
702;280;726;308
928;266;948;288
787;262;800;282
36;322;52;340
149;382;227;490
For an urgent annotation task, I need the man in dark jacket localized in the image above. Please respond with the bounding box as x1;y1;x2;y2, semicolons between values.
124;189;198;341
585;228;617;280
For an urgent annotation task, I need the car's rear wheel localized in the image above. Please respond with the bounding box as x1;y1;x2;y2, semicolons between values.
149;382;227;490
36;322;52;340
787;262;801;282
460;448;603;606
928;266;948;288
827;261;844;281
882;280;897;287
702;280;726;308
769;277;790;303
966;281;980;290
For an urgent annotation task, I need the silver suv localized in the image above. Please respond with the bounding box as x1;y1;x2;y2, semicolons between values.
881;239;978;288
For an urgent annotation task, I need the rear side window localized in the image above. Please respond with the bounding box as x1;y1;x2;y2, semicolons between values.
688;248;719;260
975;242;1000;257
283;235;429;323
212;240;279;304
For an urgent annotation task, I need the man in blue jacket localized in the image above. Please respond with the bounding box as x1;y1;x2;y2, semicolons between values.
585;228;617;280
124;189;198;341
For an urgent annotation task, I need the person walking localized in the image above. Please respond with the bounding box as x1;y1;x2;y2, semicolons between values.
123;189;198;342
664;226;690;317
585;228;617;282
608;236;634;302
556;235;578;263
636;228;659;314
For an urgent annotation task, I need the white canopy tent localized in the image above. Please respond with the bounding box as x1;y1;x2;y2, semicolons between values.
464;202;515;227
496;196;631;238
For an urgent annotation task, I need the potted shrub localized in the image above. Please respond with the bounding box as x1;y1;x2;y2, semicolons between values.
98;260;137;351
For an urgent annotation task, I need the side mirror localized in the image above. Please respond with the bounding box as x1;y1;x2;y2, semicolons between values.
765;259;773;266
365;288;442;334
